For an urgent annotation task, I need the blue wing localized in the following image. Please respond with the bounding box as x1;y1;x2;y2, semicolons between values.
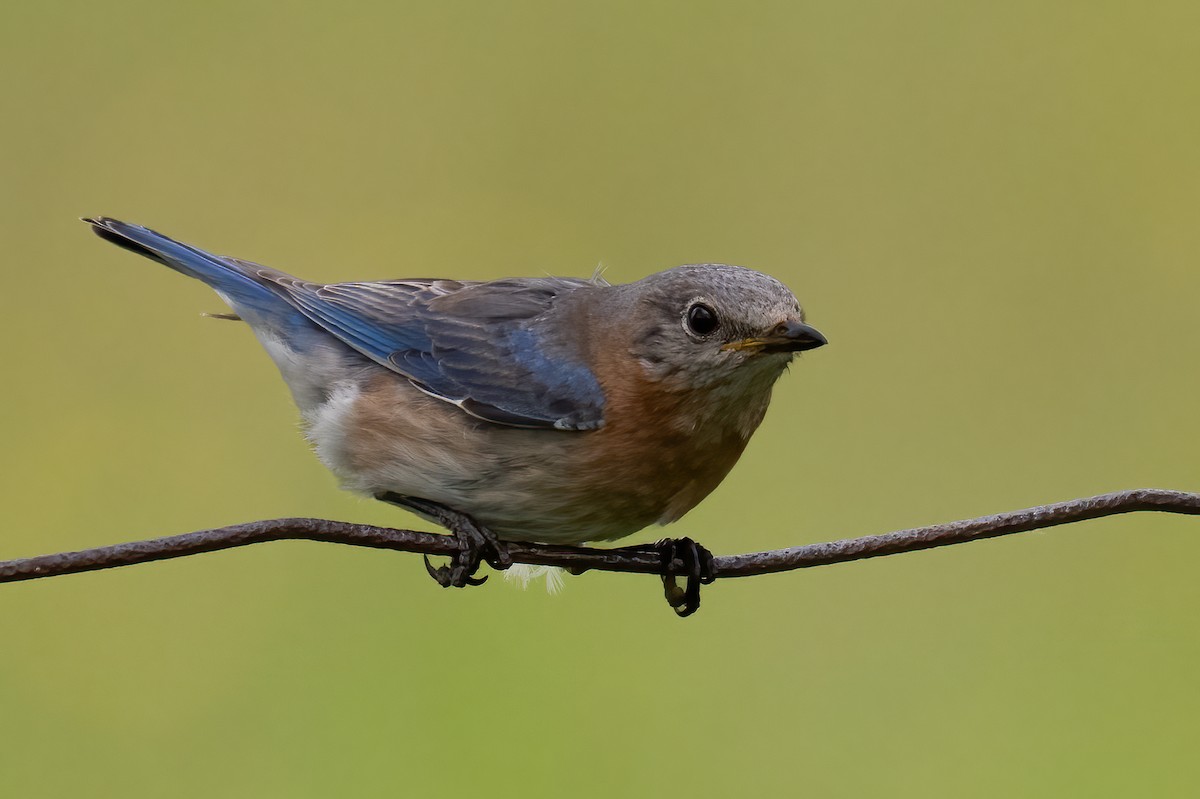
275;275;608;429
87;217;607;430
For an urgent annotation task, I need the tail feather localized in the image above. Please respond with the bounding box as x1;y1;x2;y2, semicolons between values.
86;218;176;267
83;217;299;326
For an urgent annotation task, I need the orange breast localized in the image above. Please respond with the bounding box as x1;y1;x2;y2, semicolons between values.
568;349;763;529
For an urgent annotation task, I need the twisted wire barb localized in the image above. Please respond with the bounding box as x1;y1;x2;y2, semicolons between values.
2;489;1197;585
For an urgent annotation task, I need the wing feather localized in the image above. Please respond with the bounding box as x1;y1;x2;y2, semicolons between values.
253;272;606;430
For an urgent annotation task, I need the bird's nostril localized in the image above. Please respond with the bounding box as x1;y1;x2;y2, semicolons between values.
771;322;790;336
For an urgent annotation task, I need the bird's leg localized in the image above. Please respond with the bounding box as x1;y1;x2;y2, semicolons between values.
375;493;512;588
656;537;715;617
603;536;715;616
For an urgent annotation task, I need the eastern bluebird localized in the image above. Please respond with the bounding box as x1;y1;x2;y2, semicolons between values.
85;217;826;614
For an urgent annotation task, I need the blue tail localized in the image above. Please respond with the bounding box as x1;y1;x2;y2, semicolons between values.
83;217;301;327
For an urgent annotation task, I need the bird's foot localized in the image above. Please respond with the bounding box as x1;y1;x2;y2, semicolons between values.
656;537;715;617
375;493;512;588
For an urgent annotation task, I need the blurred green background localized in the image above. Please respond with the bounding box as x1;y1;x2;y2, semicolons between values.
2;1;1199;796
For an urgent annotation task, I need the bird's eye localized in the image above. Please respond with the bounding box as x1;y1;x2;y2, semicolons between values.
685;303;719;336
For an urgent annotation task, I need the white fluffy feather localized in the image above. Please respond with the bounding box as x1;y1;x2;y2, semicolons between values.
504;563;566;594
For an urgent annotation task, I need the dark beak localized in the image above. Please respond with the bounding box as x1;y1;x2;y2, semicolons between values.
760;320;828;353
722;320;828;355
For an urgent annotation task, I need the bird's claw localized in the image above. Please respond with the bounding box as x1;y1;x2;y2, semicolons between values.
423;554;489;587
657;537;715;617
376;493;510;589
425;517;510;588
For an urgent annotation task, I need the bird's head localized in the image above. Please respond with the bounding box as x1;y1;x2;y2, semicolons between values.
618;263;826;393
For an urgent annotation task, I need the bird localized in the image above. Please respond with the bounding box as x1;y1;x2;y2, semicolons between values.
84;217;826;614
